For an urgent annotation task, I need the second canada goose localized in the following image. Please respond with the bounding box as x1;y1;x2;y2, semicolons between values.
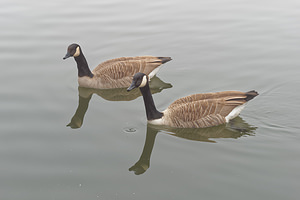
63;43;171;89
127;72;259;128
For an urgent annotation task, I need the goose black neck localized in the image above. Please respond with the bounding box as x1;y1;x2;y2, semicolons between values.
74;52;94;78
139;83;163;121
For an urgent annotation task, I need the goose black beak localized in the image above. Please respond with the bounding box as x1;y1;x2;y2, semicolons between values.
63;53;71;60
127;83;137;92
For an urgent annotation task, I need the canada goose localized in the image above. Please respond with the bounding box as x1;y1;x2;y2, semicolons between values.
63;43;172;89
127;72;259;128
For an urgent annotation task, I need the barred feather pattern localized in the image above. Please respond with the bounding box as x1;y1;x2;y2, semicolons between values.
161;91;257;128
78;56;169;89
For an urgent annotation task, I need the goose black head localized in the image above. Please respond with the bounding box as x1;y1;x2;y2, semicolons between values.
127;72;149;91
63;43;81;60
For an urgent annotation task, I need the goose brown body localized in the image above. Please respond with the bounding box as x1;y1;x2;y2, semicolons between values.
160;91;258;128
79;56;171;89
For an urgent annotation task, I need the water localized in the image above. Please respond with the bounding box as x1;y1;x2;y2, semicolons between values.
1;0;300;199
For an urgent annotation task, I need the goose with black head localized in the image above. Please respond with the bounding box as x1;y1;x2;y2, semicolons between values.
63;43;171;89
127;72;258;128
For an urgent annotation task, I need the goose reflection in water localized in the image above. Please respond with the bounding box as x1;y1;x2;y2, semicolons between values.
67;76;172;128
129;117;257;175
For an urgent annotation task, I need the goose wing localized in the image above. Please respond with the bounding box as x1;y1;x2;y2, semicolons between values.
163;91;257;128
170;91;251;106
93;56;170;78
92;56;171;88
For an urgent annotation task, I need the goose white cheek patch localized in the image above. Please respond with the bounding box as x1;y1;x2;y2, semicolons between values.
73;46;80;57
139;75;148;87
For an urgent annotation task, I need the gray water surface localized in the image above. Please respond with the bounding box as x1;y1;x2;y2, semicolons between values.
1;0;300;199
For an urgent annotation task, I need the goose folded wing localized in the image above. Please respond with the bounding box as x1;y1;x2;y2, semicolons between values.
165;98;245;128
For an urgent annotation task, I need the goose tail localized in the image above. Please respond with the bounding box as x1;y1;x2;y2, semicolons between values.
245;90;259;101
157;57;172;64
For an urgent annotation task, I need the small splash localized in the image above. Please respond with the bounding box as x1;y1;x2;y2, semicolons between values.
123;127;137;133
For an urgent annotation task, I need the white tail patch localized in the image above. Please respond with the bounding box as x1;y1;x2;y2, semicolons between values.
225;104;246;122
149;66;162;79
